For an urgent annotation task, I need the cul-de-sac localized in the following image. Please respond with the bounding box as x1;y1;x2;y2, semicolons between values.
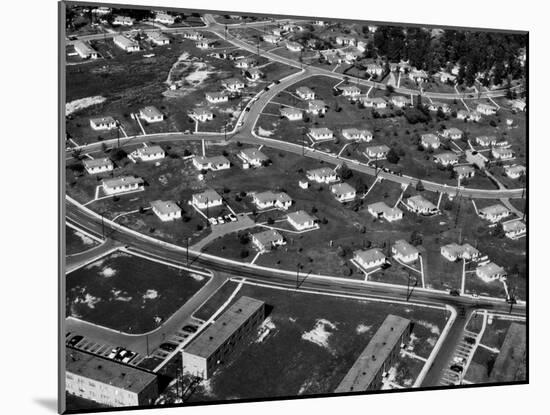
63;3;527;411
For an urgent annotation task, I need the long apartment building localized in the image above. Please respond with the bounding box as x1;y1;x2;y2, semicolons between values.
335;314;411;393
66;348;158;408
181;296;265;379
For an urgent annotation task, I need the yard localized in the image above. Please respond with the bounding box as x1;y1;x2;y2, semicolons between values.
66;225;99;255
66;250;210;334
161;282;448;403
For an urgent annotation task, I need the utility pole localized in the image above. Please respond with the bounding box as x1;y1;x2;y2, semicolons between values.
101;213;105;239
406;273;417;301
296;263;301;289
186;237;190;266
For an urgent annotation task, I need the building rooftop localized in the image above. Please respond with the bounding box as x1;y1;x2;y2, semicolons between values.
393;239;419;257
309;127;333;135
335;315;411;392
240;148;269;162
407;195;437;210
280;107;302;116
308;100;326;110
193;189;222;204
307;167;336;176
454;165;475;174
150;200;180;215
368;201;401;216
296;86;314;95
113;34;138;48
74;40;95;55
354;248;386;264
66;348;157;393
477;262;505;276
195;155;229;166
503;220;526;232
252;229;284;247
103;176;143;188
137;145;164;156
254;191;292;204
422;134;440;145
83;157;113;169
434;152;459;162
287;210;315;225
148;31;169;41
480;204;510;216
366;145;390;153
140;106;163;118
331;182;356;196
90;116;116;124
183;296;265;359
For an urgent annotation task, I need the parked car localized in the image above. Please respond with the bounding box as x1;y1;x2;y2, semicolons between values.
182;325;198;333
108;347;121;359
450;364;463;373
67;335;83;347
122;351;136;363
159;343;177;352
209;217;218;225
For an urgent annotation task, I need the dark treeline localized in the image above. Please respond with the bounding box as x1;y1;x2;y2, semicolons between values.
366;26;526;86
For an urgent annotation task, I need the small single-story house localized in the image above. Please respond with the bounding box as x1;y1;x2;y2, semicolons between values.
492;147;514;160
354;249;387;269
205;91;229;104
465;149;488;169
454;165;476;179
441;243;480;262
367;201;403;222
262;34;280;44
296;86;315;100
280;107;303;121
192;189;223;209
192;155;230;171
330;182;356;202
112;15;134;26
309;127;333;141
391;96;409;108
306;167;338;183
102;176;144;195
406;195;438;215
83;158;114;175
511;99;526;112
438;72;457;83
298;180;309;189
196;39;212;49
147;31;170;46
239;148;269;167
428;102;451;113
335;36;356;46
478;204;510;222
139;106;164;123
190;108;214;122
365;145;390;160
234;57;257;69
245;68;263;81
252;229;285;252
286;41;303;52
222;78;246;92
150;200;181;222
89;116;117;131
365;64;384;76
154;12;175;25
441;127;463;140
421;133;440;149
252;191;293;210
476;103;498;115
113;35;139;52
183;31;203;41
342;128;373;142
409;69;428;83
434;152;459;166
287;210;316;231
132;145;165;162
504;164;526;179
503;220;526;239
392;240;420;263
339;85;362;97
476;262;506;281
361;97;387;109
476;135;497;147
307;100;327;115
74;41;98;59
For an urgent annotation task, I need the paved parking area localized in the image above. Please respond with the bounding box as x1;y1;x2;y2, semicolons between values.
439;328;478;386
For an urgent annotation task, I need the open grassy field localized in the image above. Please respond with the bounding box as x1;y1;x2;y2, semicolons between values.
66;250;209;334
163;282;448;402
66;225;99;255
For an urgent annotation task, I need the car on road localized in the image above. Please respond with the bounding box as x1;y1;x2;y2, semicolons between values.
449;289;460;296
159;343;177;352
274;80;281;84
182;324;198;333
67;335;83;347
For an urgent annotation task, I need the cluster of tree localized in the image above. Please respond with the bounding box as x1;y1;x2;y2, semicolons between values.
367;25;525;87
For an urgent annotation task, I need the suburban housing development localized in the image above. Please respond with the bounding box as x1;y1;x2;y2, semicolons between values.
63;4;527;413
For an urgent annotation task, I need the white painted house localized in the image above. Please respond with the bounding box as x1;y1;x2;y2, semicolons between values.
296;86;315;100
154;12;176;25
441;128;463;140
205;91;229;104
112;16;134;26
476;103;498;115
222;78;246;92
148;31;170;46
342;128;373;142
252;191;293;210
280;107;303;121
478;204;510;222
262;34;280;44
361;97;387;109
476;262;506;282
492;147;514;160
503;220;526;239
308;127;332;141
306;167;339;184
192;155;230;171
132;145;165;162
391;96;409;108
354;249;387;269
365;64;384;76
74;41;98;59
239;148;269;167
335;36;356;46
406;195;438;215
307;100;327;115
139;106;164;123
339;85;362;98
504;164;526;179
440;243;480;262
90;116;117;131
434;152;459;166
392;240;419;263
252;229;285;252
421;133;440;149
330;182;356;202
190;108;214;123
83;158;114;175
287;210;316;231
454;165;476;179
475;136;497;147
365;145;390;160
150;200;181;222
367;201;403;222
286;41;303;52
102;176;144;195
113;35;139;52
192;189;223;209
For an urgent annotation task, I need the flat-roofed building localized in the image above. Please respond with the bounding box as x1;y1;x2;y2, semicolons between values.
132;145;165;161
478;204;510;222
66;349;158;407
139;106;164;123
330;182;356;202
102;176;144;195
181;296;265;379
392;239;419;263
406;195;438;215
90;116;117;130
287;210;316;231
335;315;411;392
192;189;223;209
251;229;285;251
150;200;181;222
367;201;403;222
192;155;230;171
83;158;114;175
113;35;139;52
306;167;339;184
239;148;269;167
74;40;98;59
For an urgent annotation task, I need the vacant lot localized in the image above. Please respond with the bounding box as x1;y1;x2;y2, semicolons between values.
166;282;448;402
66;225;99;255
66;250;209;333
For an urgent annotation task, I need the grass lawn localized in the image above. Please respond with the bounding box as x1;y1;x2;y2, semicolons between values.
164;283;448;402
192;280;241;321
66;225;99;255
66;250;209;334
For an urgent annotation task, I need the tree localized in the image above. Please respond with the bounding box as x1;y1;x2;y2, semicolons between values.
340;163;353;180
387;148;400;164
416;180;425;191
410;230;423;246
492;222;505;238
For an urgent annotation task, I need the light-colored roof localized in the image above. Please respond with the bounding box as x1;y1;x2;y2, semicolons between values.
66;349;157;393
103;176;143;188
309;127;333;135
90;116;116;124
308;100;326;110
331;182;356;196
140;106;163;118
422;134;440;145
194;155;229;166
137;145;164;156
192;108;213;116
205;91;228;99
407;195;437;210
280;107;302;116
150;200;180;215
366;145;390;154
504;165;526;174
480;204;510;216
393;239;419;257
287;210;315;225
343;128;372;137
502;220;526;232
444;127;463;135
113;34;138;48
296;86;314;94
240;148;269;162
193;189;222;204
254;191;291;204
83;157;112;168
183;296;265;358
454;165;475;174
477;262;505;276
73;40;96;56
434;152;459;162
307;167;336;176
354;248;386;264
252;229;284;246
368;201;402;216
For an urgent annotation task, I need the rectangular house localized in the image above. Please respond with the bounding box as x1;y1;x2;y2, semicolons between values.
251;229;285;251
113;35;139;52
354;248;387;269
309;127;333;141
239;148;269;167
367;201;403;222
132;145;165;161
139;106;164;123
330;182;356;202
478;204;510;222
90;116;117;130
406;195;438;215
192;189;223;209
102;176;144;195
306;167;339;184
83;157;114;175
74;40;98;59
392;239;419;263
287;210;316;231
193;155;230;171
150;200;181;222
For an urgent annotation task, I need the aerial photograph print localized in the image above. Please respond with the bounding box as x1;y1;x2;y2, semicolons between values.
61;1;528;413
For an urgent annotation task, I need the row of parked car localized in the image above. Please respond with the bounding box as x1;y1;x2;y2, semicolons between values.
208;213;237;226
